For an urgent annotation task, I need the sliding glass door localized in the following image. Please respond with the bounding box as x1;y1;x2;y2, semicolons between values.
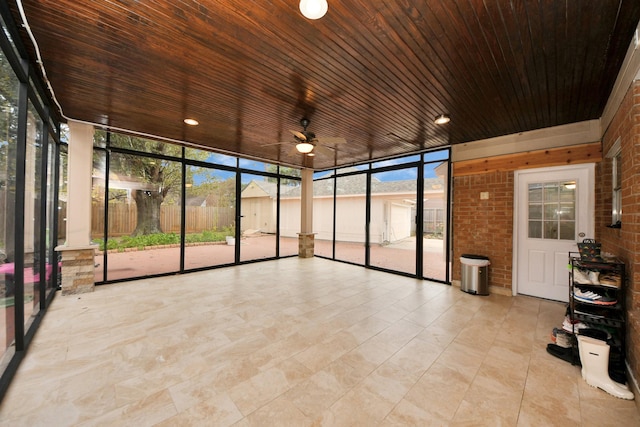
369;167;418;275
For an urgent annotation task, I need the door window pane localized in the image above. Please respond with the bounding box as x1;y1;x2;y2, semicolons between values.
105;151;182;280
313;177;334;258
240;173;276;262
92;149;106;282
279;178;300;257
369;167;417;275
529;181;575;240
423;161;448;281
0;52;19;359
24;101;43;322
184;166;236;269
335;173;366;265
45;135;57;295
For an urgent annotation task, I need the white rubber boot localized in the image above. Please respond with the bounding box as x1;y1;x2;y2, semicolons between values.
577;335;633;400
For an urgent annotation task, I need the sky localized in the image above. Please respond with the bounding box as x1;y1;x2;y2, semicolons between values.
192;149;449;185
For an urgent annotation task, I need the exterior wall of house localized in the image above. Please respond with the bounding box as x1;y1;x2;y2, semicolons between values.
241;197;276;233
598;79;640;386
308;194;423;244
280;197;301;238
452;172;515;293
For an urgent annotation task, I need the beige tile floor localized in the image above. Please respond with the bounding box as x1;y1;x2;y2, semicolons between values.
0;257;639;426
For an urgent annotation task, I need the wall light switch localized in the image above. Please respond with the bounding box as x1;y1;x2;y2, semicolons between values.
480;192;489;200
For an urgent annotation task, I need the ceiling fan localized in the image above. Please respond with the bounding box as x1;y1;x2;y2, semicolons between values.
288;117;346;156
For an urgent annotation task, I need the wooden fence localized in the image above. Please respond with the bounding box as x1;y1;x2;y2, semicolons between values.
91;203;235;236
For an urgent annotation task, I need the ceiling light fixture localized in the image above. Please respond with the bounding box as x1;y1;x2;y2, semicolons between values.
299;0;328;20
296;141;315;154
434;114;450;125
184;118;199;126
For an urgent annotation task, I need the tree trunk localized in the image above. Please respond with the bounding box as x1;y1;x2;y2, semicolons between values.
131;190;163;236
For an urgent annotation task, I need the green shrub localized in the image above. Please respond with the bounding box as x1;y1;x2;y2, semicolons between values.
101;228;235;251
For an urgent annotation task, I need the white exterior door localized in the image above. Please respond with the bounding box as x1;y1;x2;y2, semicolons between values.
514;164;594;302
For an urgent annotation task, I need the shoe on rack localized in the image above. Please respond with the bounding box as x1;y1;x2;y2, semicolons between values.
599;273;622;289
563;316;588;333
588;270;600;285
573;289;602;302
573;268;592;284
590;295;618;306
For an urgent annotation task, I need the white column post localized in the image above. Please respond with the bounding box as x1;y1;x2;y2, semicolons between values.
55;121;98;294
298;168;315;257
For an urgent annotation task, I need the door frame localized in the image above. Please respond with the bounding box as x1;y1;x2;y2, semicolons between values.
511;163;595;297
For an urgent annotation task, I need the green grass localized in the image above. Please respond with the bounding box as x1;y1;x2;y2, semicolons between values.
96;226;235;251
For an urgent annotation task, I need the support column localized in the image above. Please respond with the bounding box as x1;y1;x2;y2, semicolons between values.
298;168;315;258
55;121;97;295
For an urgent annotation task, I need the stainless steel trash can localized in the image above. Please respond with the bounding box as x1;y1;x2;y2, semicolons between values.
460;254;490;295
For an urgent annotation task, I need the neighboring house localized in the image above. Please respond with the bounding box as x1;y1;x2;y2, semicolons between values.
265;171;447;244
240;180;279;234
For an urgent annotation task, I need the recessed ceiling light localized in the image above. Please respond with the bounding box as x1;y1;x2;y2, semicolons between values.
184;118;199;126
434;114;450;125
299;0;328;20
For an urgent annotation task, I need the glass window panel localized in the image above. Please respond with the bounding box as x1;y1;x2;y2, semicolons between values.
239;158;276;172
45;136;57;294
314;170;334;180
335;173;366;264
544;203;559;220
185;148;237;167
371;154;420;168
93;129;107;148
529;180;576;241
528;221;542;239
313;178;334;258
279;166;301;179
24;101;43;323
109;133;183;158
105;153;181;280
91;149;106;283
369;167;417;275
0;49;20;359
57;145;68;247
240;173;276;262
559;221;575;240
60;124;69;144
336;164;368;175
184;166;236;269
544;183;559;202
528;184;542;202
559;203;575;221
423;158;448;281
528;203;542;220
423;149;449;162
543;221;558;239
279;179;300;257
559;182;575;201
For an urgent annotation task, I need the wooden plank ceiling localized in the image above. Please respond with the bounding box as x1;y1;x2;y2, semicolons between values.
8;0;640;169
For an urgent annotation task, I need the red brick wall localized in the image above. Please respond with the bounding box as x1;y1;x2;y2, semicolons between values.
452;171;514;292
598;80;640;382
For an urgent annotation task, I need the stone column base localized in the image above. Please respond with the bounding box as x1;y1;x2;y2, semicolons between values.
298;233;315;258
55;245;97;295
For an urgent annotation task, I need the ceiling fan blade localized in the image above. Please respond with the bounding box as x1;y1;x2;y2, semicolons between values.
317;137;347;145
288;145;301;156
315;145;334;156
290;129;306;140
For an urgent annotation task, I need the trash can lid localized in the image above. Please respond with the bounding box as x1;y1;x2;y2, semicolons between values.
460;254;489;260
